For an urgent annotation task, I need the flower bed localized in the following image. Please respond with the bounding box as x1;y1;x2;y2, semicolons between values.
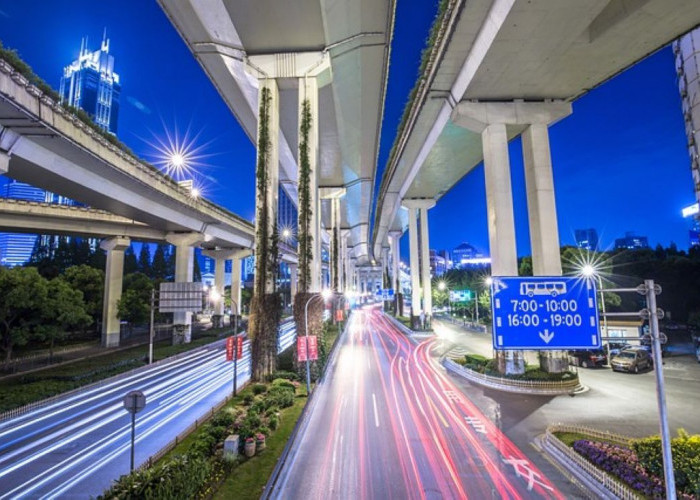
573;439;698;499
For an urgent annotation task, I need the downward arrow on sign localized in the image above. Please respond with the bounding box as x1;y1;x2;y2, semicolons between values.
539;329;554;344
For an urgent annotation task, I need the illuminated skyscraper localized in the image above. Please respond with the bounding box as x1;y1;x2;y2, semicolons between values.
59;31;121;134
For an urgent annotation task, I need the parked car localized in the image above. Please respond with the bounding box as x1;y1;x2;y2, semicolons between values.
610;347;653;373
568;349;607;368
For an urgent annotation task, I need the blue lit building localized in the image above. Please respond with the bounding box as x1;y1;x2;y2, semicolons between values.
614;231;649;250
60;33;121;134
575;228;599;251
0;181;46;266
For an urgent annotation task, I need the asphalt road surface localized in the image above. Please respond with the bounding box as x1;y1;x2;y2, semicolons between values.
271;308;568;499
431;317;700;485
0;339;250;499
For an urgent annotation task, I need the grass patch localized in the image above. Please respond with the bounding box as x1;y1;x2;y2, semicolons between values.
213;392;306;500
0;328;230;412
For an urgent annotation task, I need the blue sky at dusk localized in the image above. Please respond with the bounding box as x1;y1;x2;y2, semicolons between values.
0;1;695;260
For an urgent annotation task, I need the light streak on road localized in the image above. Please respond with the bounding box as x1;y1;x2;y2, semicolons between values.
0;340;252;499
270;308;564;499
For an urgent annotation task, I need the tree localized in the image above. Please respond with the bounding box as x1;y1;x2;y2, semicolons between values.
152;243;169;279
37;278;92;360
138;244;152;277
53;237;72;273
117;273;153;334
63;265;104;331
0;267;48;366
124;245;138;275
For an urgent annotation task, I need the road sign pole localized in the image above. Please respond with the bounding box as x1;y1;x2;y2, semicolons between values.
645;279;676;500
149;290;155;365
232;299;238;397
130;409;136;472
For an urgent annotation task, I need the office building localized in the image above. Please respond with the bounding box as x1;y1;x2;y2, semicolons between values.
614;232;649;250
452;242;487;268
429;250;447;277
675;29;700;216
575;228;599;251
0;181;46;267
60;32;121;134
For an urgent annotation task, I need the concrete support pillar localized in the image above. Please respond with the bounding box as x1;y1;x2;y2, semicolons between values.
255;78;280;295
299;76;322;292
231;255;243;316
289;263;298;303
333;197;342;292
0;150;9;175
100;236;130;348
523;123;562;276
167;233;203;344
452;99;572;374
389;231;401;293
482;123;518;275
214;258;226;316
406;205;421;320
419;206;433;325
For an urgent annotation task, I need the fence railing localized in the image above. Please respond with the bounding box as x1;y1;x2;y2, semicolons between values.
443;358;580;395
1;342;98;372
543;424;641;500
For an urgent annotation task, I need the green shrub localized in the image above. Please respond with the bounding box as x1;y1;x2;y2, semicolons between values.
210;411;235;429
269;414;279;430
257;426;270;437
633;429;700;496
265;385;295;409
268;370;299;382
99;454;212;499
272;378;296;391
242;394;254;405
252;383;267;395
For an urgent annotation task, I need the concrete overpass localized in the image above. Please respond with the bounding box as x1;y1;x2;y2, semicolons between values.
373;0;700;334
0;197;301;345
157;0;395;293
0;58;266;346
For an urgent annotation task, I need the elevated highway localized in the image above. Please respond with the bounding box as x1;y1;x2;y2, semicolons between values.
0;59;254;252
158;0;395;277
373;0;700;331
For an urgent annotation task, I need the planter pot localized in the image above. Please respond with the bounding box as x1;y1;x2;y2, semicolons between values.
244;440;256;458
256;437;266;451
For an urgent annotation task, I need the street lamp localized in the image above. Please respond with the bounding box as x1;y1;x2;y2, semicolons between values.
303;289;333;393
231;298;240;396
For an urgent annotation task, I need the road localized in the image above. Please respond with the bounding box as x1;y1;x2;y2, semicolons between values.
0;339;250;499
271;308;568;499
431;317;700;463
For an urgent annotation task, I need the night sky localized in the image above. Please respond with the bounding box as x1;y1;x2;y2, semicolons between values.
0;1;695;260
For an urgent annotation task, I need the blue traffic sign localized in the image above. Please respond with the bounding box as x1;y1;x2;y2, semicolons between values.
490;276;600;350
376;288;395;301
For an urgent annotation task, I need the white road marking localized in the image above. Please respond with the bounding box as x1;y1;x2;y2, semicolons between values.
372;393;380;427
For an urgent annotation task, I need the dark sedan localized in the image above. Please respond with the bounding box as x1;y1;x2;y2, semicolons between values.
567;349;607;368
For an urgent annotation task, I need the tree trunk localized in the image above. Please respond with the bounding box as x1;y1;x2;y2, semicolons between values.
250;293;281;381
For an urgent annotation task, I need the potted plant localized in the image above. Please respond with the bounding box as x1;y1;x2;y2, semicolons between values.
256;432;266;451
244;436;256;457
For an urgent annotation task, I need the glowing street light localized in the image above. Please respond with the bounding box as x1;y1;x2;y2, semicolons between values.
578;263;608;348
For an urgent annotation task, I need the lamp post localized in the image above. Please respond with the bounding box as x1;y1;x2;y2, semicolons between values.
303;289;332;394
231;298;239;396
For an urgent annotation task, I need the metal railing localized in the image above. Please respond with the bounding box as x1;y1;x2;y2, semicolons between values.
443;358;580;395
543;424;641;500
